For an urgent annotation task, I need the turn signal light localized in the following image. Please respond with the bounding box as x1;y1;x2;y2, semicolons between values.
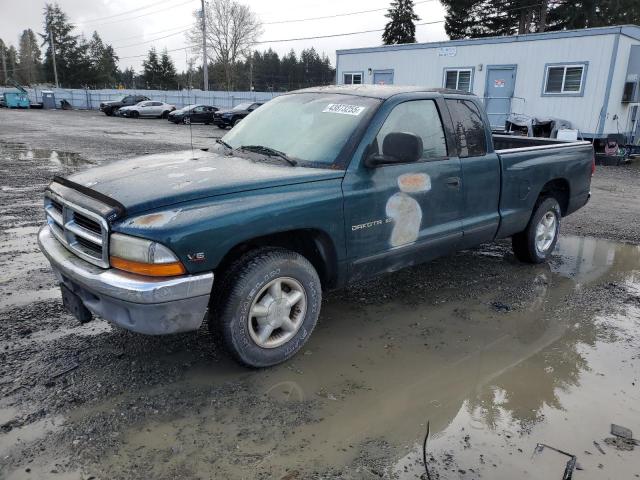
110;256;186;277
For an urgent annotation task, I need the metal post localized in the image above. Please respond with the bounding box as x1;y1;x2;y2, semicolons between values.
201;0;208;91
48;13;59;88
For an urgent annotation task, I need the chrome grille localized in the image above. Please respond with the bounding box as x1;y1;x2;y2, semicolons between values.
44;193;110;268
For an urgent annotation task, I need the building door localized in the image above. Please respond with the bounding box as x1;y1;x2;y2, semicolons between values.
373;69;394;85
484;65;517;130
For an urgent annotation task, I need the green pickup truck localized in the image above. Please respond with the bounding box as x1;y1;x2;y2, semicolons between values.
38;86;594;367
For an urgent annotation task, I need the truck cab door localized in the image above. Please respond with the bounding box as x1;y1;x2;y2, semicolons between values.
444;99;501;248
342;98;463;281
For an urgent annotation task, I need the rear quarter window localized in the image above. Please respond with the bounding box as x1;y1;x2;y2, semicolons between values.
445;99;487;158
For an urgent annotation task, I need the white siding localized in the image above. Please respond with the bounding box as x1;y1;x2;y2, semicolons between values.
606;35;638;137
337;32;638;137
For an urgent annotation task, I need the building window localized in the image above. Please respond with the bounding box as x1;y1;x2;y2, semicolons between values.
544;64;586;95
444;68;473;92
343;72;363;85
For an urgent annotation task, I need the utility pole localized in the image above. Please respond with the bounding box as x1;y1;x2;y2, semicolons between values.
48;12;59;88
201;0;208;91
249;52;253;91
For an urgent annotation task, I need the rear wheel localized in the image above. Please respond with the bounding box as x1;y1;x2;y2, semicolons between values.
512;197;561;263
210;247;321;367
161;110;170;119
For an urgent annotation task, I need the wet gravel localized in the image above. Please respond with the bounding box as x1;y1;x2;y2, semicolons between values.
1;108;639;479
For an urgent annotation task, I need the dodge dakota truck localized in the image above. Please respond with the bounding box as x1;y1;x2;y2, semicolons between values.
38;85;594;367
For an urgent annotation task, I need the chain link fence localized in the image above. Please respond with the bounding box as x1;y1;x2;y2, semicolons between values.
0;87;280;110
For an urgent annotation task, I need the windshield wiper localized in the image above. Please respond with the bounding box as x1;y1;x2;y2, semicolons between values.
239;145;297;166
216;138;233;150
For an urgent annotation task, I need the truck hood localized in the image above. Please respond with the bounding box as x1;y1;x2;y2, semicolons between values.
67;149;344;216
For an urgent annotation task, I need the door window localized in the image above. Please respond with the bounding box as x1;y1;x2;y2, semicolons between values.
375;100;448;160
445;99;487;158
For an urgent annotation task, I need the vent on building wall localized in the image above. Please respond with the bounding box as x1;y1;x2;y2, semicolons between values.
622;75;639;103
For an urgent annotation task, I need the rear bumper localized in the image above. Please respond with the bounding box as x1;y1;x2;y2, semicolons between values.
38;225;214;335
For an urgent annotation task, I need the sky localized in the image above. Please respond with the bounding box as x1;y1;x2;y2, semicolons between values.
0;0;449;73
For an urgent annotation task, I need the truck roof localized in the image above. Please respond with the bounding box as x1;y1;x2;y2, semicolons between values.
292;84;476;99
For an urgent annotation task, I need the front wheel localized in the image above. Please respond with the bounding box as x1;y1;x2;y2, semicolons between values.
512;197;561;263
183;116;191;125
130;111;139;119
232;118;242;127
210;248;321;367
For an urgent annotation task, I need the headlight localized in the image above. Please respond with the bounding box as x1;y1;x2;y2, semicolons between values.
109;233;185;277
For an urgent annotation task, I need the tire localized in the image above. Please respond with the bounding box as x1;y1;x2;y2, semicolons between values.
210;247;322;368
161;111;170;119
232;118;242;127
512;197;561;263
104;109;113;117
183;116;191;125
131;111;139;119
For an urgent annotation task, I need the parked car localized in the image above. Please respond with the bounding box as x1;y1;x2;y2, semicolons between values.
119;101;176;119
168;104;219;124
38;85;594;368
99;94;149;116
212;102;263;128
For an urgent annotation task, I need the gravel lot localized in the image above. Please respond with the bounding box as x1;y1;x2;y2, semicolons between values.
1;108;639;480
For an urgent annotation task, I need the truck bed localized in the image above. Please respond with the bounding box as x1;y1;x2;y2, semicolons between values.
491;134;594;240
492;134;590;152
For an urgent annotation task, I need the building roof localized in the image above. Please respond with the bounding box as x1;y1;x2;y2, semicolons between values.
292;84;474;99
336;24;640;56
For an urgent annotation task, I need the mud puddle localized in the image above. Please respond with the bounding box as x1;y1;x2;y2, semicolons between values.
1;236;639;479
0;140;92;168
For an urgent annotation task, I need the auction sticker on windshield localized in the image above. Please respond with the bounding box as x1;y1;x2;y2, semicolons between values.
322;104;366;115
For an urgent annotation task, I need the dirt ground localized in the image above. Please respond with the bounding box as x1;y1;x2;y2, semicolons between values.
0;108;639;480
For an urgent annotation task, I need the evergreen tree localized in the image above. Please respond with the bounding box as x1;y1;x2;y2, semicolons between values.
6;45;18;81
159;49;177;89
441;0;640;38
117;66;136;89
17;29;42;85
382;0;420;45
141;47;161;88
40;3;84;86
280;49;298;91
0;39;9;84
88;31;118;87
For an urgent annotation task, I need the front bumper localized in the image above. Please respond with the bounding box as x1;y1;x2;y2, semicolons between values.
38;225;214;335
213;117;231;127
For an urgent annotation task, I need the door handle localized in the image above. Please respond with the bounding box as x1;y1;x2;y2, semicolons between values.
446;177;461;188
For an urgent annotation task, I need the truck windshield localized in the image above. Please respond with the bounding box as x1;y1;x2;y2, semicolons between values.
221;93;380;167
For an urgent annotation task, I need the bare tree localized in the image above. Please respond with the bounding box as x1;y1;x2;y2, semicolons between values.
187;0;262;91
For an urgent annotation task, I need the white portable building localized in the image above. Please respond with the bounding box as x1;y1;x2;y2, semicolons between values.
336;25;640;142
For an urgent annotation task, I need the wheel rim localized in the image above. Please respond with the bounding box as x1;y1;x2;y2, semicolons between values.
247;277;307;349
535;211;557;254
184;117;190;124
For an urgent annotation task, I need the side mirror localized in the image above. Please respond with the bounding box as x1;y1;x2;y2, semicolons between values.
365;132;423;167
